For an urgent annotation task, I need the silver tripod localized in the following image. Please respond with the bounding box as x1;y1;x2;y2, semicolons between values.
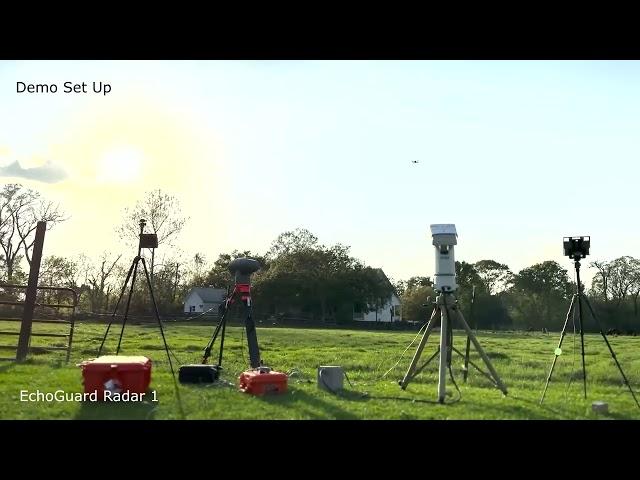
399;291;508;403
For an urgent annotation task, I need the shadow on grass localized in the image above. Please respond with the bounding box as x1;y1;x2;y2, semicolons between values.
254;387;362;419
75;391;159;420
0;363;16;373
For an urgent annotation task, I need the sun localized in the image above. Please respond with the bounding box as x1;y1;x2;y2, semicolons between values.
97;147;143;183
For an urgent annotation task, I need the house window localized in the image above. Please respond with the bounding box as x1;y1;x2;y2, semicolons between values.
189;306;196;313
394;305;401;316
199;305;203;309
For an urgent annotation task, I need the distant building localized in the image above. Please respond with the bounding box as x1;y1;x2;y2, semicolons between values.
353;269;402;322
183;287;226;314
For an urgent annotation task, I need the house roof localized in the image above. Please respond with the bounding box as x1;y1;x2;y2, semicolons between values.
374;268;393;287
374;268;400;298
188;287;226;303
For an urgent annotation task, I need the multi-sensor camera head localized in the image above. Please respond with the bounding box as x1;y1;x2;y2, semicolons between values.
228;258;261;285
563;236;590;261
430;224;458;293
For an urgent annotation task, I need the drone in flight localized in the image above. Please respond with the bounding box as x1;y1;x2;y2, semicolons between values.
412;160;419;164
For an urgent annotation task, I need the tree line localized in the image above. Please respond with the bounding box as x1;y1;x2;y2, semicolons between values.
398;258;640;332
1;182;639;331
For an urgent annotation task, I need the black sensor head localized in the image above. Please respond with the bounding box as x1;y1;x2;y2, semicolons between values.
228;257;261;284
139;233;158;249
563;236;590;260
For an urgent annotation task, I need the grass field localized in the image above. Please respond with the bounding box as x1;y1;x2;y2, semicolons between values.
1;321;639;420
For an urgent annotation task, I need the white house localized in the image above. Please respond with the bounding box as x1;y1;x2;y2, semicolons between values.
183;287;226;314
353;269;402;322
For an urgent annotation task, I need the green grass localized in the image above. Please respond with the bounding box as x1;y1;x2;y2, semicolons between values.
1;321;639;419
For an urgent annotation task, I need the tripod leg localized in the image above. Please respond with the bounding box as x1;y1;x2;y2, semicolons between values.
97;259;136;356
202;312;225;364
452;346;498;386
116;259;140;355
540;295;576;404
576;293;587;399
582;295;640;409
244;302;261;368
455;308;508;395
411;348;441;378
463;290;475;383
438;301;450;403
201;287;234;364
217;304;228;367
463;335;471;383
399;306;439;389
140;258;185;418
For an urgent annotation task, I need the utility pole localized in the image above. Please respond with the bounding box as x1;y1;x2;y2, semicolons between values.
173;262;179;302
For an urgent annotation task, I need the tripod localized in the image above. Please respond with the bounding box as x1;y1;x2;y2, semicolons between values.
97;220;180;405
540;259;640;408
399;291;507;403
200;282;262;369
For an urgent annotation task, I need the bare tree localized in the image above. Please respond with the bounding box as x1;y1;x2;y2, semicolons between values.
85;251;122;312
591;257;638;310
628;258;640;317
590;260;611;302
0;184;66;281
117;189;188;280
608;256;636;308
474;259;514;295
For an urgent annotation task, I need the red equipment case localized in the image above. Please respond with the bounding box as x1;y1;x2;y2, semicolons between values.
79;356;152;400
238;367;288;395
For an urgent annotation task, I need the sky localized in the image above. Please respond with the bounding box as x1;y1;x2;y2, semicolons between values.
1;60;639;286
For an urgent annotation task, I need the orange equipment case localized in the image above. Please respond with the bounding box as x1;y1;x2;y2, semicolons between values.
79;356;152;400
239;367;288;395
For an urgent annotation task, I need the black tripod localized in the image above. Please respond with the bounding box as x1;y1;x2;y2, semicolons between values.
540;258;640;408
200;282;262;370
179;257;263;384
97;220;181;407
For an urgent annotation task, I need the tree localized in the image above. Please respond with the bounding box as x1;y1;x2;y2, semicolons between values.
151;260;186;313
590;260;612;302
401;284;436;323
38;255;81;307
192;253;207;280
117;189;188;280
84;251;122;313
590;256;640;324
256;230;394;323
474;259;514;295
204;250;266;289
0;183;65;281
406;276;433;290
605;256;637;309
454;261;485;308
39;255;77;287
629;258;640;317
266;228;319;259
508;261;572;329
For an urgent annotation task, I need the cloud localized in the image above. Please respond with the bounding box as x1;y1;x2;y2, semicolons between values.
0;160;67;183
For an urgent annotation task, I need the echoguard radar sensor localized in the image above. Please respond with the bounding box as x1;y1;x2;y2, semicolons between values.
563;236;590;260
399;223;508;403
431;224;458;293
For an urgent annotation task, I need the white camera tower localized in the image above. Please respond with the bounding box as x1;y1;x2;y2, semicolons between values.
399;224;508;403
